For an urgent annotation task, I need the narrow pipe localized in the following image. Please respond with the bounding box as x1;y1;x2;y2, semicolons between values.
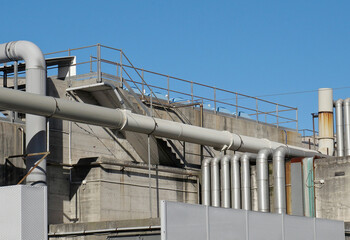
273;146;318;214
0;87;322;157
344;98;350;156
220;155;231;208
256;148;273;212
0;41;46;186
201;158;212;206
211;157;221;207
230;154;241;209
335;99;344;157
241;153;251;210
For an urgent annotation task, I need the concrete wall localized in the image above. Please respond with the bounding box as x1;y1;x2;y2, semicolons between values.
315;156;350;222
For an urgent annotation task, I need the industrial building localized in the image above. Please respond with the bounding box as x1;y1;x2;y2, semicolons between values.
0;41;348;239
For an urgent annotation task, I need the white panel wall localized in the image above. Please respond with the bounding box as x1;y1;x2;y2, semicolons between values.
161;201;345;240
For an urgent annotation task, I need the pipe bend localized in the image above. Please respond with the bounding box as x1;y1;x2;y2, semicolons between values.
202;157;212;168
5;41;46;69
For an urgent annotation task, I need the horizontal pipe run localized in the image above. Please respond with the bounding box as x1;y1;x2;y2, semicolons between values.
0;87;322;156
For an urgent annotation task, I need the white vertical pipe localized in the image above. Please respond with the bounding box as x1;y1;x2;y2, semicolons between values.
335;99;344;157
230;154;241;209
211;157;221;207
220;155;231;208
256;148;273;212
241;153;251;210
343;98;350;156
201;158;212;206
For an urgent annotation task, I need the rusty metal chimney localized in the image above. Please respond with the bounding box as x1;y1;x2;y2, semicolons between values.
318;88;334;155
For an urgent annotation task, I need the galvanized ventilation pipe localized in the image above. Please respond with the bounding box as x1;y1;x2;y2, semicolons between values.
201;158;212;206
210;157;221;207
335;99;344;157
256;148;273;212
220;155;231;208
343;98;350;156
230;154;241;209
273;146;319;214
0;41;46;186
318;88;334;155
241;153;255;211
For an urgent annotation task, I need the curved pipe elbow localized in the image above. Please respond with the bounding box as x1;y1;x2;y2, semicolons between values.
3;41;46;69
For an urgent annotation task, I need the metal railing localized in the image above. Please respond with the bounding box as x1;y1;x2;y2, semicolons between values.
2;44;298;130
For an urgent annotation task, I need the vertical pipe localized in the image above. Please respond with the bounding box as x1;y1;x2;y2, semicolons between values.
343;98;350;156
230;154;241;209
318;88;334;155
13;61;18;121
220;155;231;208
211;157;221;207
256;148;273;212
148;135;152;217
241;153;251;210
335;99;344;156
273;146;287;214
201;158;212;206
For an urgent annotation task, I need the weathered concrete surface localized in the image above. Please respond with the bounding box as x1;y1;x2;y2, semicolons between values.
49;218;160;240
315;156;350;222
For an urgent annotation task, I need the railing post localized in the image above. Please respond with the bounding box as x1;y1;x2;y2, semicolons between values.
276;104;279;128
214;87;217;113
296;108;298;132
97;44;101;83
120;50;123;86
236;93;238;118
90;55;93;73
256;97;258;122
167;76;170;103
142;69;145;99
191;81;194;104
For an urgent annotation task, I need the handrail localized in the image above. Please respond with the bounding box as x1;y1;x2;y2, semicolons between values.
39;44;298;130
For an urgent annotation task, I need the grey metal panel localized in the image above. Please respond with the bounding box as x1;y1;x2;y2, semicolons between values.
284;215;314;240
315;218;345;240
291;162;304;216
248;211;283;240
161;201;207;240
0;185;47;240
208;207;247;240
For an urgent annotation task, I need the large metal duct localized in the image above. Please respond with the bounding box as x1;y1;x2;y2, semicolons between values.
335;99;344;157
344;98;350;156
220;155;231;208
241;153;252;211
273;146;319;214
230;154;241;209
0;87;322;157
0;41;46;186
256;148;273;212
318;88;334;155
210;157;221;207
201;158;212;206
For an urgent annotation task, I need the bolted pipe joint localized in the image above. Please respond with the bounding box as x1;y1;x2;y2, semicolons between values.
210;157;221;207
201;158;212;206
220;155;231;208
256;148;273;212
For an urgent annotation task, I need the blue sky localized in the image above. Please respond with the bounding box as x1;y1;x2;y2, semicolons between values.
2;0;350;132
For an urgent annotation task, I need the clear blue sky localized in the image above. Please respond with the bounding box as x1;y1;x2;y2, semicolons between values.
2;0;350;132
